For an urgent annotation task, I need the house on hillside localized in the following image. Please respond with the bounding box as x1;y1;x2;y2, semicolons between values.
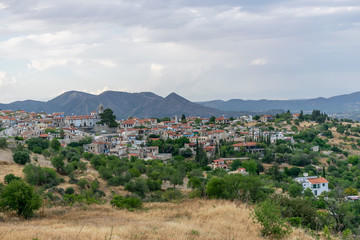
260;115;273;122
295;176;329;196
232;142;264;154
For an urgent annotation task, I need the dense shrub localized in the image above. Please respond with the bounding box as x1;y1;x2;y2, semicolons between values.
23;164;61;187
4;174;21;184
110;195;142;210
251;199;292;239
0;179;42;219
26;138;49;152
13;151;31;165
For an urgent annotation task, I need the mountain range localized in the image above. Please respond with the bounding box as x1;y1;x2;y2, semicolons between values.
0;91;258;119
1;90;360;119
198;92;360;118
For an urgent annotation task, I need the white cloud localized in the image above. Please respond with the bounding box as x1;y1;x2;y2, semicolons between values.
28;59;68;71
251;58;267;66
0;71;16;87
273;6;360;18
150;63;165;78
0;2;7;9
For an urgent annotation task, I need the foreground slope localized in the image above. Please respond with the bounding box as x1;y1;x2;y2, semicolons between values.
0;200;313;240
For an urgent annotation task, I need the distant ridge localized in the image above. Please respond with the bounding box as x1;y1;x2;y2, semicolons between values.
2;90;360;119
0;90;256;119
197;91;360;116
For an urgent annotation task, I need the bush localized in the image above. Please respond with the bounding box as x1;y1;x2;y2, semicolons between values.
13;151;30;165
251;199;292;239
26;138;49;152
0;179;42;219
0;137;8;148
288;183;303;198
65;187;75;195
4;174;21;184
23;164;61;187
124;178;149;198
110;195;142;210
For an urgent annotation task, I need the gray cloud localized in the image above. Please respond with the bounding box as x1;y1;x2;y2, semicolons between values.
0;0;359;103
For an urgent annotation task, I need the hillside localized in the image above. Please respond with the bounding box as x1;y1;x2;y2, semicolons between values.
0;199;313;240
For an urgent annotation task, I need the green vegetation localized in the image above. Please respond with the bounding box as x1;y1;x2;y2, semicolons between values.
13;151;30;165
98;108;119;128
111;195;142;210
0;179;42;219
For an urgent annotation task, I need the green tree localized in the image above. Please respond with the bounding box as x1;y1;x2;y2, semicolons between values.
98;108;119;128
343;187;358;196
26;138;49;152
230;159;242;171
206;177;226;199
241;160;257;174
209;116;216;123
4;174;21;184
0;179;42;219
50;138;61;151
169;172;184;188
51;155;65;173
0;137;8;148
13;151;30;165
288;183;303;198
251;199;292;238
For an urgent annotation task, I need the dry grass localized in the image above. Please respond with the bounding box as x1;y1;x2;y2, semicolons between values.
0;200;314;240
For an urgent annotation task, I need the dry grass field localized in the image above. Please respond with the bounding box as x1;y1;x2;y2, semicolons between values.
0;200;314;240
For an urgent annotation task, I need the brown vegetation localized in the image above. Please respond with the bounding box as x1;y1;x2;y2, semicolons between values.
0;200;313;240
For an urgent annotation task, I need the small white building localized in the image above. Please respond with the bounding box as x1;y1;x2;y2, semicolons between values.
295;176;329;196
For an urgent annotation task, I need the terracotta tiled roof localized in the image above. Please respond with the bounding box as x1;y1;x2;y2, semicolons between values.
308;178;329;184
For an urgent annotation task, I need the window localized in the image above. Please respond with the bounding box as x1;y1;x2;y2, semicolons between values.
322;183;325;187
314;190;318;196
313;184;317;189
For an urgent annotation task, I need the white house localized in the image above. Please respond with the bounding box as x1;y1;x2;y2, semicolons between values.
295;176;329;196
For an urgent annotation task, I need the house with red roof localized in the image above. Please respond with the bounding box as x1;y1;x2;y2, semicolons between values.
295;176;329;196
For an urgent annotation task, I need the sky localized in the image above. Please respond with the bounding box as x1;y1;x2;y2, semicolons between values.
0;0;359;103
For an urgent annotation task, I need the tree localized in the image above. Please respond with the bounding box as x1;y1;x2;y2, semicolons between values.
206;177;226;199
303;188;314;198
13;151;30;165
51;155;65;173
169;172;184;188
0;179;42;219
209;116;216;123
4;174;21;184
230;159;242;171
241;160;257;174
288;167;301;177
195;140;208;167
50;138;61;151
26;138;49;152
251;199;292;238
98;108;119;128
0;138;8;148
288;183;303;198
299;110;304;121
343;187;358;196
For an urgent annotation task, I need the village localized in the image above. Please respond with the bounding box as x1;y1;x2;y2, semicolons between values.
0;106;298;164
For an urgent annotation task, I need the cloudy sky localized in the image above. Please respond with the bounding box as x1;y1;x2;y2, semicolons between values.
0;0;359;103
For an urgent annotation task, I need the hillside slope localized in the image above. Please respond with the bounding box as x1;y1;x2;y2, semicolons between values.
0;200;313;240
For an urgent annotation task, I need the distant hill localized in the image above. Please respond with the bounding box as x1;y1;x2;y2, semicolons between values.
0;91;259;119
4;90;360;119
198;92;360;116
